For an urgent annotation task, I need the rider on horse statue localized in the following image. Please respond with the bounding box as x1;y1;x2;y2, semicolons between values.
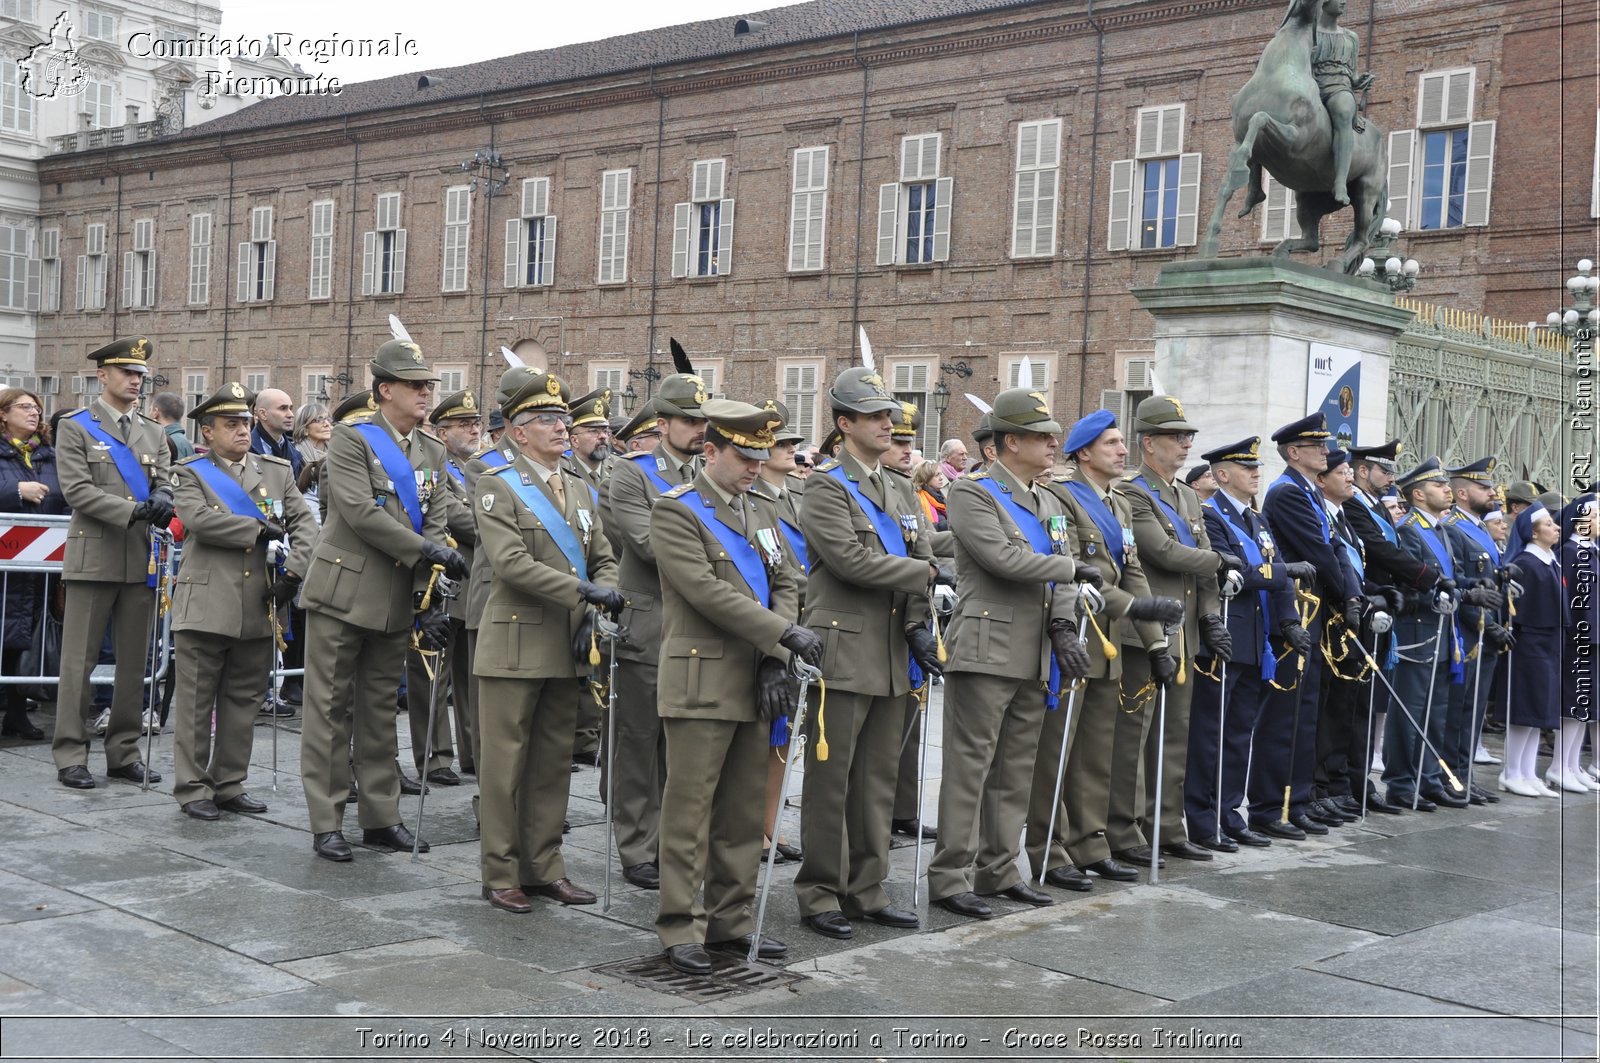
1304;0;1375;206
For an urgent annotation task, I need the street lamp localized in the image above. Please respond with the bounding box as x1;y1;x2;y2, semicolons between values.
1543;259;1600;336
624;366;662;413
1358;218;1420;293
317;372;356;403
461;148;512;405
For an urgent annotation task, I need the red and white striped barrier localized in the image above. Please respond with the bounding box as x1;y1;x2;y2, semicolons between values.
0;521;68;565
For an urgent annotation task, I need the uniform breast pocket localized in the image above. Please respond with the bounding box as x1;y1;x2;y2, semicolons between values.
313;550;365;613
174;569;208;626
619;591;653;631
966;601;1013;666
87;452;128;493
664;635;722;707
485;601;544;670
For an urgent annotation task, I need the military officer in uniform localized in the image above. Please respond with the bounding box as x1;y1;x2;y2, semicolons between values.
651;399;813;973
928;389;1102;918
332;391;375;427
563;386;614;768
795;370;940;937
474;370;620;913
601;374;708;891
969;415;997;476
1444;456;1510;804
168;384;316;819
1108;396;1236;867
52;337;174;789
300;338;468;862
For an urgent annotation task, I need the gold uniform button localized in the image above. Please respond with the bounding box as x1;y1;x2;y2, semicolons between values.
690;648;698;656
830;620;839;627
511;614;518;620
334;557;342;563
243;570;250;577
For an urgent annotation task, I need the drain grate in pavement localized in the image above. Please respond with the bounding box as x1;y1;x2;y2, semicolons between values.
593;952;807;1000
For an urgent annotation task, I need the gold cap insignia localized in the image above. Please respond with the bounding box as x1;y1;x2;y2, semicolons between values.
1170;398;1186;420
230;383;245;398
546;376;561;397
463;392;477;411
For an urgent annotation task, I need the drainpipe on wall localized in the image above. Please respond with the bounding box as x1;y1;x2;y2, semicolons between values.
644;69;667;396
1076;0;1106;422
850;32;870;368
342;121;360;389
220;151;234;373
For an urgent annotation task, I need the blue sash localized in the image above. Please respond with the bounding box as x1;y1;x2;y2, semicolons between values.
1354;491;1398;545
1449;509;1501;567
1132;475;1196;547
496;467;588;580
678;489;770;606
1407;514;1465;684
354;424;422;534
627;451;679;496
826;466;908;558
479;449;511;472
69;410;150;502
778;517;809;574
1204;498;1276;682
976;477;1062;709
1062;479;1126;570
1272;470;1330;543
446;460;466;488
188;457;268;522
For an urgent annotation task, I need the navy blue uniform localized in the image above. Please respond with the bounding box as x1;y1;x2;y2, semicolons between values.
1442;509;1504;782
1382;510;1462;802
1508;548;1562;730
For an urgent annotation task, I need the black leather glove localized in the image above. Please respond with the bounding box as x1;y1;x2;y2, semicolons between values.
128;499;154;526
1435;577;1457;594
934;563;957;589
419;539;469;581
906;626;942;677
756;656;795;722
1126;595;1185;625
1461;585;1504;610
418;607;451;652
1285;561;1317;583
146;488;176;529
1485;619;1516;651
576;579;625;615
1496;564;1522;585
1148;648;1178;686
1049;619;1091;681
1362;592;1390;613
1214;550;1244;574
267;572;301;608
1199;613;1232;662
1343;597;1363;631
257;516;288;543
1073;561;1104;589
1280;619;1313;656
779;623;823;666
568;608;596;663
1380;587;1406;615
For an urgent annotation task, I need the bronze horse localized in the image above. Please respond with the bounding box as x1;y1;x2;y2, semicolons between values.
1199;0;1387;274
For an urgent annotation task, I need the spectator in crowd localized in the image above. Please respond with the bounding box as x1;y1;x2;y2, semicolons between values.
937;439;968;484
249;389;304;480
291;403;331;515
912;460;949;531
151;392;195;460
1184;463;1217;503
0;387;66;739
792;445;817;479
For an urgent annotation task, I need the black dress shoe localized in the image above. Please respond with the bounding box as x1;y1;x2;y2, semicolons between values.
1331;794;1363;816
774;842;803;861
1288;812;1329;835
425;767;461;786
988;882;1053;907
710;933;788;958
1256;819;1306;841
1112;846;1165;868
864;904;919;927
1;715;45;740
57;764;96;789
362;824;428;852
181;799;220;821
623;862;661;890
107;762;160;784
891;818;938;839
1467;789;1487;806
1393;792;1436;812
277;680;304;706
1422;787;1469;809
664;943;712;975
1195;835;1239;853
396;766;427;796
1470;782;1500;804
932;892;994;919
1079;858;1139;882
803;910;854;938
1043;865;1094;891
217;793;267;814
313;831;353;861
1304;802;1344;826
1227;826;1272;847
1160;840;1214;861
572;749;601;767
1314;798;1356;823
562;820;571;834
1365;791;1404;814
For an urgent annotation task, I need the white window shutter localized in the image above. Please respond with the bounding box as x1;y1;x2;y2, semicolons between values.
920;135;940;180
1175;152;1202;246
1013;170;1038;257
1017;122;1040;170
521;178;538;218
25;256;39;311
236;242;250;301
390;230;406;293
931;177;953;262
75;255;85;309
1261;176;1303;241
1136;109;1160;157
361;231;376;295
671;202;691;278
1108;159;1134;250
121;251;134;307
1593;112;1600;219
876;183;898;266
1037;119;1061;167
789;191;810;271
1159;105;1183;155
261;240;276;300
900;137;919;182
1099;389;1127;424
1386;130;1416;230
540;216;557;285
504;218;522;288
1445;70;1474;125
146;252;156;307
716;199;733;275
1418;73;1445;127
1463;120;1495;227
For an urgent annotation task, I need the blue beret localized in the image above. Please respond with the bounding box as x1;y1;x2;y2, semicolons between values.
1063;409;1117;456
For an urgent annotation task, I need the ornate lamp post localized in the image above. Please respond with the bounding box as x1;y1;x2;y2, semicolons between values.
461;149;512;404
1357;218;1420;293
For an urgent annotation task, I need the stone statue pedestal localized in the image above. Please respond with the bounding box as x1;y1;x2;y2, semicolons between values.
1131;258;1415;478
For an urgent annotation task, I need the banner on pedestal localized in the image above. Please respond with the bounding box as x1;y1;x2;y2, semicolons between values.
1306;342;1361;449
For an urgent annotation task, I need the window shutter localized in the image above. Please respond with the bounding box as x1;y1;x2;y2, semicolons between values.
133;218;152;252
377;193;400;231
693;159;725;202
250;206;271;243
931;177;953;262
1108;159;1134;250
1462;120;1495;227
1175;152;1202;246
86;224;104;255
901;134;940;181
1386;130;1416;229
261;240;275;300
361;231;376;295
1136;105;1184;158
790;190;811;271
1036;119;1061;167
876;183;898;266
504;218;522;288
236;242;250;301
1594;112;1600;219
539;216;557;285
389;230;405;293
25;256;39;311
714;199;734;276
1017;122;1041;170
145;252;156;307
1013;170;1038;257
1099;389;1127;424
1261;176;1303;242
1418;69;1474;128
75;255;85;309
671;202;691;278
1444;70;1474;124
121;251;134;307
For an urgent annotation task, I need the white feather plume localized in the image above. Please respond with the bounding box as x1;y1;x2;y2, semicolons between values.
499;346;525;368
1148;366;1165;397
964;393;993;415
387;314;412;343
1016;355;1035;391
858;326;875;373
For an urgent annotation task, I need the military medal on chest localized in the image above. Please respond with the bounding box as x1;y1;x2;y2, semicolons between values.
899;512;919;544
577;508;593;547
1048;515;1069;555
755;526;782;569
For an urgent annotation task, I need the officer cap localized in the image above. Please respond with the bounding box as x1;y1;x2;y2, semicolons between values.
1201;436;1262;467
655;373;708;420
1270;412;1332;446
1537;490;1567;512
188;381;254;422
827;367;901;416
761;399;808;445
989;387;1063;436
891;400;923;440
496;366;540;410
569;387;612;429
332;390;376;425
504;371;571;420
1062;408;1116;455
487;409;506;433
704;398;782;460
972;413;993;447
1396;455;1448;495
1133;394;1198;434
1184;463;1212;486
1447;456;1497;482
1506;480;1543;505
370;339;439;382
1320;447;1351;473
1349;438;1403;471
617;399;663;442
88;337;154;374
429;389;480;424
820;425;844;458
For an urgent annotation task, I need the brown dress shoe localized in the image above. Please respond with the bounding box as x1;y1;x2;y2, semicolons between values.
481;886;532;914
525;877;597;905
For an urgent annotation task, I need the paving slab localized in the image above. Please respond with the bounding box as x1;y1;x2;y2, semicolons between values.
0;823;220;889
0;867;102;926
0;974;93;1016
1495;888;1600;935
0;1016;196;1061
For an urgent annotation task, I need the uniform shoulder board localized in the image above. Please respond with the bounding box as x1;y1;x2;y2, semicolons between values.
965;469;989;480
816;458;841;473
662;483;694;500
256;453;291;468
177;453;206;465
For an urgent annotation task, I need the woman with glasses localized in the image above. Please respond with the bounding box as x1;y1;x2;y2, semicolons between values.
0;388;66;739
292;404;333;520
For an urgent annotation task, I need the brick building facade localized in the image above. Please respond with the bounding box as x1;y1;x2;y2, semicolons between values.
22;0;1588;448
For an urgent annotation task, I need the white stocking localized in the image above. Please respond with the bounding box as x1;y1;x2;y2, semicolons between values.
1503;726;1534;781
1560;719;1586;778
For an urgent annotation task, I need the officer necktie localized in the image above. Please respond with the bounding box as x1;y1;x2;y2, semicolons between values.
868;470;883;507
117;414;131;440
548;472;567;514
